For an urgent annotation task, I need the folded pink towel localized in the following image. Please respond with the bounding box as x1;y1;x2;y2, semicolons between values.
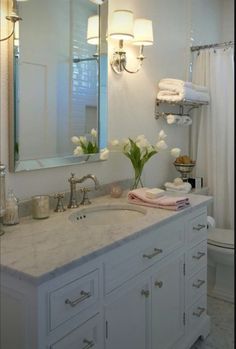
127;188;190;211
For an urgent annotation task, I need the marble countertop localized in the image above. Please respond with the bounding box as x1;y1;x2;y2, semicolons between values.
0;192;212;285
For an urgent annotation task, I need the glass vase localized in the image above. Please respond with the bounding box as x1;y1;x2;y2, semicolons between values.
131;167;144;190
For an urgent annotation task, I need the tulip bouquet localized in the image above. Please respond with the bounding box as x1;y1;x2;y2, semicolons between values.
100;130;181;189
71;128;99;155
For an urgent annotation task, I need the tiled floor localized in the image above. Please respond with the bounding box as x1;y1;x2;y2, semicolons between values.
190;296;234;349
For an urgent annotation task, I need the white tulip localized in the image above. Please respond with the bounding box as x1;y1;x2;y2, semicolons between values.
100;148;110;160
110;139;119;147
136;137;150;150
121;138;130;149
170;147;181;158
158;130;167;140
91;128;97;138
73;146;83;156
136;134;146;141
79;136;87;144
147;145;155;153
71;136;80;145
156;140;168;150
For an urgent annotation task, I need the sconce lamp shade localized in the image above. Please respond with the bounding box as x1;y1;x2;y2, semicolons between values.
133;18;153;46
87;15;99;45
109;10;134;41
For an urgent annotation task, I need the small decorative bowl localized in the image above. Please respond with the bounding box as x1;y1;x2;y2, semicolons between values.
173;161;196;181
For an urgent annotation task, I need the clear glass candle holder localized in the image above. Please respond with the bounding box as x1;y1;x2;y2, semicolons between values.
32;195;50;219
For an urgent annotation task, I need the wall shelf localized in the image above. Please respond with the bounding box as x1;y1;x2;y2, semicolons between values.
155;99;209;120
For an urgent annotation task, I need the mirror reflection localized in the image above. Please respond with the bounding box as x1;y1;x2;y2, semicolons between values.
10;0;108;172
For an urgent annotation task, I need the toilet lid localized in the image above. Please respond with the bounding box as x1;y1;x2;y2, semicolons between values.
208;228;234;249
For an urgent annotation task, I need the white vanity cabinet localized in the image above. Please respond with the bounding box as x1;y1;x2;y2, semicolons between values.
0;202;210;349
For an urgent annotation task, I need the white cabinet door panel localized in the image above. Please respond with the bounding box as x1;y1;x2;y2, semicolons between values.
151;254;185;349
105;277;149;349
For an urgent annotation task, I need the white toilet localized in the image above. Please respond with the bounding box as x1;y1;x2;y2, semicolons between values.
207;221;234;303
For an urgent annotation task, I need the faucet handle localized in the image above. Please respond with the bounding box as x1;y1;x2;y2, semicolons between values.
54;193;66;212
80;187;91;205
68;173;76;182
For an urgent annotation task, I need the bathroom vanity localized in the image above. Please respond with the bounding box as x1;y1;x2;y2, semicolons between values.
0;193;212;349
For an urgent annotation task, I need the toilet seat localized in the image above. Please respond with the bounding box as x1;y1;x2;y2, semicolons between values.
208;228;234;250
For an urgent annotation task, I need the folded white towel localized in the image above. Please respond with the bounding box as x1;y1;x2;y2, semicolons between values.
145;188;165;199
159;79;208;93
157;88;210;103
166;187;191;194
160;78;193;87
159;82;193;93
164;181;192;192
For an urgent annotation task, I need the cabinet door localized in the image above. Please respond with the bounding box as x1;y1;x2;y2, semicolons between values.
105;277;149;349
51;314;101;349
151;254;185;349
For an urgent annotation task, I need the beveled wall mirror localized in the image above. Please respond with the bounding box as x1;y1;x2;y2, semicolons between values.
9;0;108;172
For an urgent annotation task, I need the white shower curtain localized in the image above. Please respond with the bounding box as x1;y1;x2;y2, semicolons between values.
190;47;234;229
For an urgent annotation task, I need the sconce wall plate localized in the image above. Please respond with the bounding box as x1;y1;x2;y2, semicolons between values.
110;40;146;74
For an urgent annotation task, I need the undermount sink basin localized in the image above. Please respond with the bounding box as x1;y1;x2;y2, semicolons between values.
69;204;147;226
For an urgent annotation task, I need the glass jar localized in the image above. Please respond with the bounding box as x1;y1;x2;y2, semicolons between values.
3;189;19;226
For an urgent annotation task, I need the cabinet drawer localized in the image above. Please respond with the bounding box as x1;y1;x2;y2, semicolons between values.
187;209;207;245
186;267;207;307
51;314;101;349
104;220;184;294
49;270;99;331
186;294;207;331
186;240;207;276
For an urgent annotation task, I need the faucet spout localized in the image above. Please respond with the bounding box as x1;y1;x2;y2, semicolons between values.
67;173;100;208
77;174;100;190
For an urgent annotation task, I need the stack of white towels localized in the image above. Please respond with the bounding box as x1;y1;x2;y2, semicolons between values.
164;178;192;194
157;78;210;103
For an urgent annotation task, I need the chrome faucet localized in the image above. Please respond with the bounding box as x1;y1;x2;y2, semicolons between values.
68;173;100;208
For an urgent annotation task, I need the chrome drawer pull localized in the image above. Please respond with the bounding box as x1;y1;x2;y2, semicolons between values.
192;252;206;260
154;280;163;288
82;339;95;349
193;306;205;317
143;248;163;259
65;290;91;307
193;224;206;231
192;279;205;288
141;289;150;298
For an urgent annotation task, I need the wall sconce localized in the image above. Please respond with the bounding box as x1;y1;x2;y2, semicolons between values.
0;0;25;42
73;14;99;64
109;10;154;74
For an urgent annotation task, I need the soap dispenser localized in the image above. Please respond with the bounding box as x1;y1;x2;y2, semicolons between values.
3;189;19;226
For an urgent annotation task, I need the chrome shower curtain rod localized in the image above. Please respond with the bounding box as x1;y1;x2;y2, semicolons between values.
190;41;234;52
